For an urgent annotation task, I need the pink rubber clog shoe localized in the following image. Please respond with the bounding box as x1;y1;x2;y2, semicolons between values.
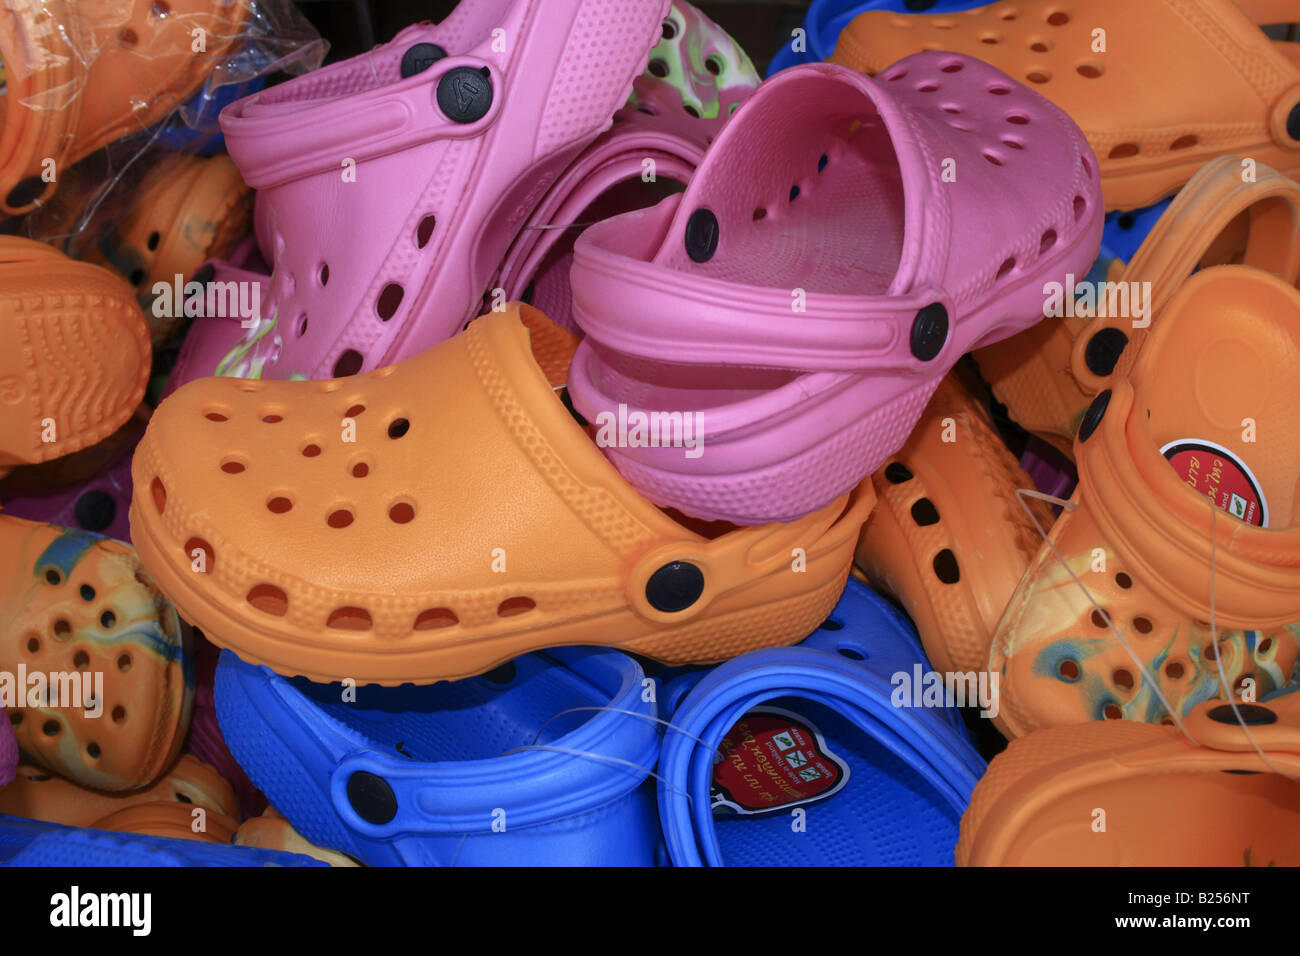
566;56;1103;525
215;0;669;381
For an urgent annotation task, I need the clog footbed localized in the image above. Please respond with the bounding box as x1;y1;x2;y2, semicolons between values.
976;155;1300;456
0;515;192;790
0;0;251;215
566;56;1101;525
831;0;1300;210
855;372;1053;677
959;690;1300;865
0;238;151;471
990;266;1300;739
129;303;872;685
214;0;671;382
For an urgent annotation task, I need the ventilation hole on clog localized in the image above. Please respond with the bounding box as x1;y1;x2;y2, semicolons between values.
789;185;800;201
116;653;132;672
838;647;866;661
119;28;138;46
1103;704;1122;720
684;104;701;119
416;214;437;248
705;55;724;76
327;607;372;631
910;498;940;526
235;381;263;393
1026;70;1051;84
1091;608;1110;628
997;257;1016;278
388;501;416;524
1058;659;1080;680
174;792;192;804
301;443;321;458
184;538;213;574
333;350;364;377
932;549;960;583
42;719;60;736
80;584;95;601
1077;62;1103;78
1047;10;1069;25
1115;571;1132;589
414;608;458;631
818;154;829;172
26;635;40;654
1133;616;1153;634
221;458;246;474
1039;229;1057;254
980;33;1000;43
350;460;370;478
983;152;1004;166
388;418;410;439
267;496;293;515
498;596;536;617
916;81;939;92
1001;8;1017;19
942;104;963;114
1108;142;1139;159
661;17;678;39
112;706;126;724
327;509;354;529
1170;134;1198;150
98;609;115;630
151;478;167;514
52;620;70;639
204;410;228;422
1166;660;1185;679
933;19;954;29
1259;637;1274;654
247;584;288;617
1002;137;1024;149
261;413;284;424
146;231;161;251
1030;39;1050;52
820;617;844;631
884;462;913;483
1113;668;1134;691
73;651;89;670
988;84;1011;96
376;283;405;321
752;207;767;221
886;70;907;81
318;263;330;287
648;58;669;78
940;61;963;73
1203;642;1219;662
948;120;972;133
1006;113;1029;125
44;568;62;586
1073;195;1087;220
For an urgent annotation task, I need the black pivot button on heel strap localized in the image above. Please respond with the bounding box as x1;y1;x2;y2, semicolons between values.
401;43;447;78
646;561;705;613
347;770;398;825
910;303;948;361
437;66;493;124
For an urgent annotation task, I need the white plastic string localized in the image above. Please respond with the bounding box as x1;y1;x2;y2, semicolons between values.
528;705;717;753
1014;487;1197;743
521;220;599;231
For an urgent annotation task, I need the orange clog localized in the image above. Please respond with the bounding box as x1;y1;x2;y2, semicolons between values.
0;237;151;474
990;266;1300;739
129;304;873;685
234;809;359;866
855;372;1052;676
831;0;1300;210
960;691;1300;866
975;156;1300;455
0;0;251;215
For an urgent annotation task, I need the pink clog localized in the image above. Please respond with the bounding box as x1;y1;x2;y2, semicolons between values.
567;57;1103;525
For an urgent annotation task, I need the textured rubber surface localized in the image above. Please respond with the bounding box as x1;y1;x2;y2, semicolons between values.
567;57;1102;524
832;0;1300;210
659;578;986;866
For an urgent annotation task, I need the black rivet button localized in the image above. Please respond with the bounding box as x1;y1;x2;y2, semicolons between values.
1084;327;1128;377
1208;703;1277;726
684;209;719;263
646;561;705;613
436;66;493;123
74;490;117;533
347;770;398;825
6;175;46;210
909;303;948;361
1078;388;1110;442
559;387;587;427
1288;102;1300;142
401;42;447;78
